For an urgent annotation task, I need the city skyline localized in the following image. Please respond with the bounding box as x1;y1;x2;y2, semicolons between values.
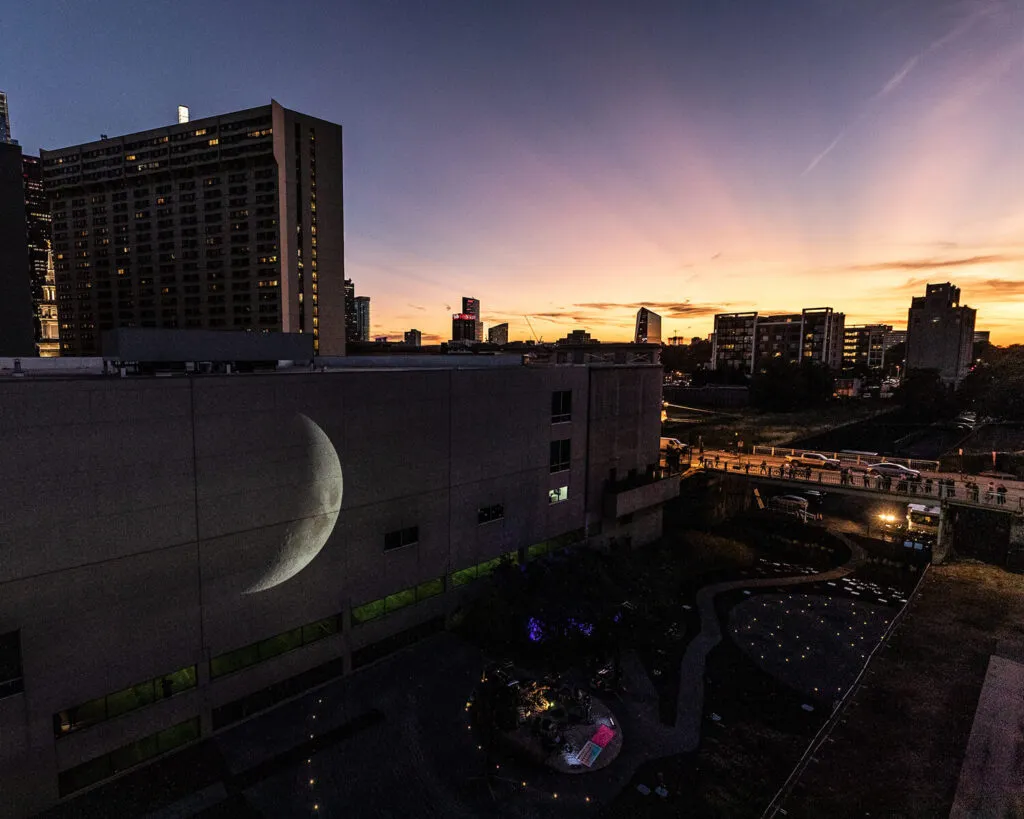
5;0;1023;345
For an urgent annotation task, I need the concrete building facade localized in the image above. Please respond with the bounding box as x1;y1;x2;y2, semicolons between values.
0;354;672;815
41;101;345;356
905;282;976;385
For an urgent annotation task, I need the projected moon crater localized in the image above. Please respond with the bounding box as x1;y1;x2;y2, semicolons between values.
243;413;343;594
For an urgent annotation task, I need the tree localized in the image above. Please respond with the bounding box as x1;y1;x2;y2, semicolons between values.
749;357;834;411
662;338;713;375
894;368;952;418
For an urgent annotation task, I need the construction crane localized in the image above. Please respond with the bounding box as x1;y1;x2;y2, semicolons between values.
524;316;542;343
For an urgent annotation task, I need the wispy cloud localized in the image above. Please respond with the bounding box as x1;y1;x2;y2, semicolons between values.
575;300;727;318
848;253;1024;272
408;303;426;311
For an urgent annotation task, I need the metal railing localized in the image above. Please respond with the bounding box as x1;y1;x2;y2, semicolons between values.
700;459;1024;513
750;445;940;473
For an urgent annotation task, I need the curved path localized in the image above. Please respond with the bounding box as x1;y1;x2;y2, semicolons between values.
673;532;867;750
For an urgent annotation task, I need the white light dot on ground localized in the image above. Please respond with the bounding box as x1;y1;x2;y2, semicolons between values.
729;593;891;700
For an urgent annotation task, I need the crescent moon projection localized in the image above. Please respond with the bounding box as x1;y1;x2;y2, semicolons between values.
243;413;343;594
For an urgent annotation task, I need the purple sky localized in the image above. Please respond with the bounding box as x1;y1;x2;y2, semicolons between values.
6;0;1023;342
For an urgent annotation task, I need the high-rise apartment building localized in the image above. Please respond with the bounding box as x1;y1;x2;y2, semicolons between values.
709;312;756;372
0;92;13;145
487;322;509;345
711;308;844;372
23;155;59;356
973;330;990;345
905;282;976;385
40;101;345;356
0;141;35;356
404;328;422;346
344;278;357;343
354;295;370;341
634;307;662;344
842;324;891;372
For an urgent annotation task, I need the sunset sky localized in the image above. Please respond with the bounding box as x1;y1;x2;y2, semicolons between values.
7;0;1024;344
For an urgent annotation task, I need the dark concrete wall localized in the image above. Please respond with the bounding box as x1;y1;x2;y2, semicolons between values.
0;363;662;815
0;142;34;356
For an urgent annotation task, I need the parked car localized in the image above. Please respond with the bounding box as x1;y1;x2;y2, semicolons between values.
767;494;810;519
866;462;921;480
785;452;841;470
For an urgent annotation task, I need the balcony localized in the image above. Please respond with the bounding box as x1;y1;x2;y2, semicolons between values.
603;466;681;519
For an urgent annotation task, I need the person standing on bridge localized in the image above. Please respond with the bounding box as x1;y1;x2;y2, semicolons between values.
760;460;768;475
714;454;720;468
997;484;1007;505
986;481;995;502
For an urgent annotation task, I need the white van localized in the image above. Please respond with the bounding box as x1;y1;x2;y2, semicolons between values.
660;437;688;453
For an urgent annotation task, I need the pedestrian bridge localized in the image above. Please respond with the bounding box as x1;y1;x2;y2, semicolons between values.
693;462;1024;514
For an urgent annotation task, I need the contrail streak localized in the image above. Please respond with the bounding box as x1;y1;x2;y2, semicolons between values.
802;6;988;176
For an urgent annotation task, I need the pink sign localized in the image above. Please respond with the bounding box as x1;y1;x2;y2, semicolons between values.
591;724;615;748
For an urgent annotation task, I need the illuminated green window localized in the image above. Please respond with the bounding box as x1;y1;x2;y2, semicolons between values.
352;599;386;624
106;680;156;719
416;577;444;601
527;541;549;561
385;588;416;614
210;643;260;679
451;566;477;587
53;665;198;738
58;717;200;796
302;616;340;643
475;557;502;578
259;628;303;662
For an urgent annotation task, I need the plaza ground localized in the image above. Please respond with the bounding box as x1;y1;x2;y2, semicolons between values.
778;560;1024;817
41;514;1019;819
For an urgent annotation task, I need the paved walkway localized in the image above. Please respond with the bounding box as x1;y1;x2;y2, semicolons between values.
672;532;867;750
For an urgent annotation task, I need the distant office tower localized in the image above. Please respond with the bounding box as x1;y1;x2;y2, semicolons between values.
354;296;370;341
0;92;13;144
344;279;358;343
23;155;59;356
973;330;990;345
41;100;345;356
404;328;422;346
451;296;483;344
905;282;976;385
488;322;508;345
0;142;35;355
558;329;598;345
711;307;844;372
634;307;662;344
842;324;891;372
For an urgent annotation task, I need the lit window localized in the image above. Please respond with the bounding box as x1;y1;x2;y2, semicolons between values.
549;486;569;505
208;138;219;146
